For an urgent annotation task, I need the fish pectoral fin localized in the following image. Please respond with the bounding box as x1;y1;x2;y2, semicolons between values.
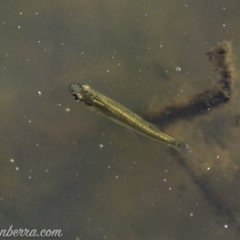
125;127;143;145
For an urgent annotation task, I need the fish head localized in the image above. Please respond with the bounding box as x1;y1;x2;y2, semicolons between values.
69;83;93;105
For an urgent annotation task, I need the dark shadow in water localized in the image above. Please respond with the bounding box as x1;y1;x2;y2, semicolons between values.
144;41;235;127
176;153;239;231
146;41;240;233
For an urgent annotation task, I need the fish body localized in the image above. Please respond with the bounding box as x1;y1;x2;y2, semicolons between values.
69;83;193;157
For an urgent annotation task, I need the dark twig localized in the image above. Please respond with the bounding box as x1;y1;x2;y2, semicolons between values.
144;41;235;127
144;41;239;231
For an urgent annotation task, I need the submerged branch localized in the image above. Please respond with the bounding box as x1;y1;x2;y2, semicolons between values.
144;41;235;126
145;41;240;232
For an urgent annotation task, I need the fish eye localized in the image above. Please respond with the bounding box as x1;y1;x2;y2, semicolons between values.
72;93;84;101
73;94;79;100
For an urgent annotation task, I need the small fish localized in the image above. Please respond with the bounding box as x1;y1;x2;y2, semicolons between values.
69;83;199;161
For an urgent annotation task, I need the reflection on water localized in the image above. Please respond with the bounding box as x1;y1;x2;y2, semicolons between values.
0;1;240;239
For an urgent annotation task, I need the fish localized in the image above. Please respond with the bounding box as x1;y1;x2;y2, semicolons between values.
69;83;200;161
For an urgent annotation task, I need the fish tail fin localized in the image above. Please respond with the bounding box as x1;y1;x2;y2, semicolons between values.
170;141;203;163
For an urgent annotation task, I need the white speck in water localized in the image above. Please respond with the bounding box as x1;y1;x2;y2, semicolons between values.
38;40;41;43
207;167;210;171
36;12;38;15
28;120;32;123
168;187;172;191
224;224;228;228
222;7;226;10
216;155;220;159
20;12;23;15
61;42;64;45
107;166;111;169
99;144;104;149
175;66;181;71
10;159;14;163
36;143;39;147
163;179;167;182
190;213;193;217
28;176;32;180
116;176;118;179
45;169;49;173
160;44;163;48
107;70;110;73
38;91;41;96
65;108;70;112
16;167;19;171
18;26;21;29
147;47;151;50
223;24;226;27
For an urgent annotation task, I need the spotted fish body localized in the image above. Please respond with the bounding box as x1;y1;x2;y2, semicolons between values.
69;83;195;158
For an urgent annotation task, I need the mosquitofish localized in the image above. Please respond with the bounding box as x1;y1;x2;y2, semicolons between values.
69;83;199;161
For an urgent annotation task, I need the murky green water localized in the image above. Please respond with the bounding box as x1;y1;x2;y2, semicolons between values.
0;1;240;239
